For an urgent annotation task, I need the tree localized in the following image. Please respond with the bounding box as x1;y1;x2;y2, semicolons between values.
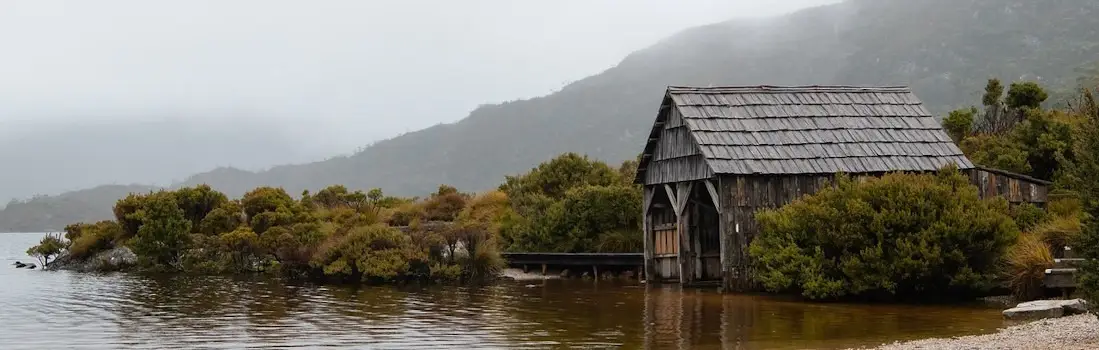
983;78;1004;107
943;107;977;142
1064;89;1099;303
1007;82;1050;110
749;167;1019;300
129;192;192;269
27;233;65;266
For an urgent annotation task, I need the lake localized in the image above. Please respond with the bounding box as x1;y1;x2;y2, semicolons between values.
2;232;1009;349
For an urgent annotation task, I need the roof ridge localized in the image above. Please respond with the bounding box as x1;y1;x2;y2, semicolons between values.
666;85;911;93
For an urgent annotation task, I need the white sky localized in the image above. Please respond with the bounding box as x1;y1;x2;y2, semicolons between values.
0;0;834;155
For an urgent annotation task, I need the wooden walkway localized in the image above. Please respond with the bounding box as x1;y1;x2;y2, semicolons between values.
501;252;644;278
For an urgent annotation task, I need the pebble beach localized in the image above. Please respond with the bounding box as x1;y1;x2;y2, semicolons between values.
853;314;1099;350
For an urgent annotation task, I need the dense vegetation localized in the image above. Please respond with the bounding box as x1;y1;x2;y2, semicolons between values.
749;79;1099;301
6;0;1099;232
26;153;640;283
749;168;1019;300
498;153;642;253
1063;89;1099;303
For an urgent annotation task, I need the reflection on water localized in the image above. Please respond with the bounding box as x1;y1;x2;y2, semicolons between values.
1;233;1005;349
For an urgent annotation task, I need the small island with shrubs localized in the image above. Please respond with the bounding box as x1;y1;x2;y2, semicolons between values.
25;153;645;285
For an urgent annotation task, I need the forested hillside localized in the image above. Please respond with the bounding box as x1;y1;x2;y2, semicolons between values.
5;0;1099;231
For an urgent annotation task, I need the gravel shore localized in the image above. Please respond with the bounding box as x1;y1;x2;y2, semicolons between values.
854;314;1099;350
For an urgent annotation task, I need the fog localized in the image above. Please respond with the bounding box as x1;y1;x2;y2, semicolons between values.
0;0;835;203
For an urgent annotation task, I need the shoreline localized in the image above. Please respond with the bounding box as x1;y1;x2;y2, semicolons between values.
853;313;1099;350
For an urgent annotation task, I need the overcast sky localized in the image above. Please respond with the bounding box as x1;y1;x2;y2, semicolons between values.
0;0;834;157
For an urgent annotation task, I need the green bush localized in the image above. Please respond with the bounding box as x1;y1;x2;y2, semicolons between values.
129;191;192;269
749;167;1019;300
545;185;642;253
65;221;123;259
1011;203;1049;232
310;224;423;283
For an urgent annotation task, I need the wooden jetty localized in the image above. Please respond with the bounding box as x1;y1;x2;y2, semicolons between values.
501;252;644;278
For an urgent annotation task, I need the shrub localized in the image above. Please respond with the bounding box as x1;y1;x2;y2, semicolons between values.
310;224;423;283
1006;232;1055;301
1003;233;1054;301
749;168;1019;300
27;233;66;266
198;201;244;235
1010;203;1049;232
219;227;261;272
66;221;123;259
385;202;424;226
129;192;192;269
1032;215;1083;251
422;185;468;221
537;185;644;253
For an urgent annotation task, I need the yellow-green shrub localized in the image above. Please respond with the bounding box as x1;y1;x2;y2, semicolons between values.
750;167;1019;300
1003;233;1054;300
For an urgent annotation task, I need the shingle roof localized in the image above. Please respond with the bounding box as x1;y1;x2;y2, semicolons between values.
659;85;973;176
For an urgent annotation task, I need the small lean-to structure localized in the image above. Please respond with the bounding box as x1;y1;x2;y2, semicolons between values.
633;85;1050;292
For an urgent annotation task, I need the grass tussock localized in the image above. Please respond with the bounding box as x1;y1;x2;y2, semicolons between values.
1004;233;1055;301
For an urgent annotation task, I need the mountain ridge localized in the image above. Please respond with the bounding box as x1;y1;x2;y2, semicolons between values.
4;0;1099;232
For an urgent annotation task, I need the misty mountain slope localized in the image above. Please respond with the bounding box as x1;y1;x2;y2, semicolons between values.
179;0;1099;198
5;0;1099;231
0;118;322;203
0;184;155;232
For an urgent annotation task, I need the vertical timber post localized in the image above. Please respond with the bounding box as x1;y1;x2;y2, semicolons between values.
676;181;693;285
706;179;723;290
642;186;655;282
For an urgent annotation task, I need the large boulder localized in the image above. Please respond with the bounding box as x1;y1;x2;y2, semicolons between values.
1003;299;1089;320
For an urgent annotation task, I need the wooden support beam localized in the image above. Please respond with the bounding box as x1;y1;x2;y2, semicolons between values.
664;184;679;216
676;182;693;216
643;187;654;216
705;179;722;214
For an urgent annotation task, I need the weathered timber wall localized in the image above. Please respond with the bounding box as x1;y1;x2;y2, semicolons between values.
968;167;1050;204
719;174;834;292
644;107;714;185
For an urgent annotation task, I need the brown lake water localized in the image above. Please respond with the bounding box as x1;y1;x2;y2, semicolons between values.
2;232;1009;349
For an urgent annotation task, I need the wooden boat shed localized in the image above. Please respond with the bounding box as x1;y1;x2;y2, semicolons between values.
633;86;1051;292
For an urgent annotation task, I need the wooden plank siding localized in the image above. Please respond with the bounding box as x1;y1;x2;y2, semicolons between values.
719;174;834;291
643;107;714;185
968;167;1050;205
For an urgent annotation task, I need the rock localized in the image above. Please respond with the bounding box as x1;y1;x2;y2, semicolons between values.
620;270;636;279
47;246;137;272
1004;299;1089;320
559;269;570;278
